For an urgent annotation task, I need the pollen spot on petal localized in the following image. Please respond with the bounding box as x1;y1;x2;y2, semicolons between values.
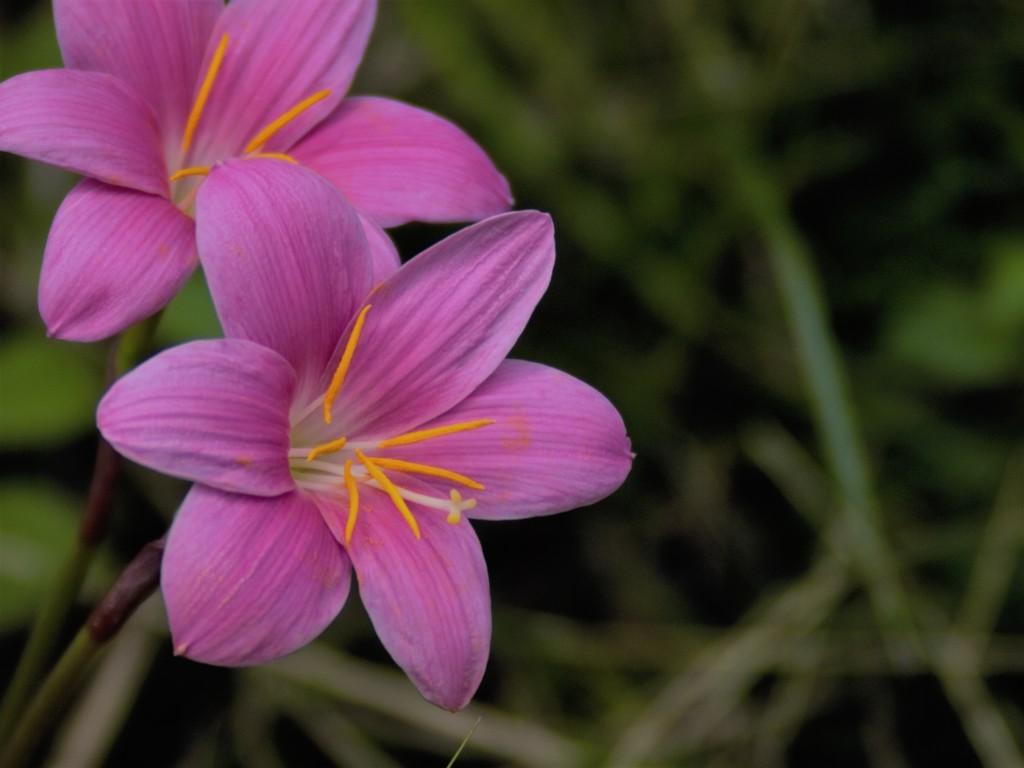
500;413;531;450
235;455;253;467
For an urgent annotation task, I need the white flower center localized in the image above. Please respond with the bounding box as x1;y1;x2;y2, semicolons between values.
286;304;491;542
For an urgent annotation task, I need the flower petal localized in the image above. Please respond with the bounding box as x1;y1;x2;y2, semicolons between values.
0;69;167;194
39;178;196;341
186;0;376;161
358;210;402;284
324;487;490;710
98;339;297;497
163;485;351;666
323;211;554;439
293;97;512;228
197;159;374;397
53;0;223;155
384;360;633;520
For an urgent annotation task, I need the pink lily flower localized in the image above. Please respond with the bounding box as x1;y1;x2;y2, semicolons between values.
96;159;632;710
0;0;511;341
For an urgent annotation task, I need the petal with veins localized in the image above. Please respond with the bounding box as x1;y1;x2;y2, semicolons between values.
186;0;376;160
294;96;512;228
320;211;555;439
53;0;223;152
98;339;297;497
197;159;373;398
0;69;167;195
163;486;351;666
323;486;491;710
381;360;634;520
39;179;196;341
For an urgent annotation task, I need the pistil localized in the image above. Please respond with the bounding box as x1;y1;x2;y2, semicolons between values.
292;303;499;542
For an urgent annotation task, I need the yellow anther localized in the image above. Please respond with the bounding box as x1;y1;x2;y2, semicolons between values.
182;33;228;152
377;419;494;448
356;450;421;539
447;490;464;524
305;435;347;462
168;165;211;182
323;305;371;424
343;460;359;544
248;152;298;164
368;457;484;490
244;89;331;155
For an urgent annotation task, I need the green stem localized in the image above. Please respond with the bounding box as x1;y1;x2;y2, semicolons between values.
115;311;163;376
0;631;100;768
0;540;164;768
0;313;163;746
0;437;119;745
0;540;95;745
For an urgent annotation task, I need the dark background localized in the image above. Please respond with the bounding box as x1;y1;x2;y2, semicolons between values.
2;1;1023;765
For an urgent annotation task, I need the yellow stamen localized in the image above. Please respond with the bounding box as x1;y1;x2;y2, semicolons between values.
248;152;298;164
356;450;421;539
369;458;484;490
377;419;494;448
244;89;331;155
169;165;211;182
447;490;470;524
343;460;359;544
182;33;229;152
305;436;347;462
323;305;371;424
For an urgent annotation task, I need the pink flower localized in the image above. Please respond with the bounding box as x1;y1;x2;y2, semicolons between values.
96;160;632;710
0;0;511;341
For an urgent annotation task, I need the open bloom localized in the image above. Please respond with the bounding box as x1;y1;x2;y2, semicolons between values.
97;160;631;709
0;0;511;341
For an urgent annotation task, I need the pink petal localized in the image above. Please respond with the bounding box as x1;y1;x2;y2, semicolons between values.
323;487;490;710
322;211;554;439
97;339;297;497
163;486;351;666
197;159;374;398
293;97;512;228
53;0;223;155
39;178;196;341
185;0;376;162
358;210;402;284
0;70;167;195
383;360;633;520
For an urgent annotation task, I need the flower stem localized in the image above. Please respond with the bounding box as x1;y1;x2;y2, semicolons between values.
0;315;162;746
0;438;120;746
0;540;164;768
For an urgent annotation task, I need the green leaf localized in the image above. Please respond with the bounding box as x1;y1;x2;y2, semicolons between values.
0;482;79;629
0;333;104;448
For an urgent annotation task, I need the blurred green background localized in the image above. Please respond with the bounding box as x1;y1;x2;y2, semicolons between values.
2;1;1023;766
